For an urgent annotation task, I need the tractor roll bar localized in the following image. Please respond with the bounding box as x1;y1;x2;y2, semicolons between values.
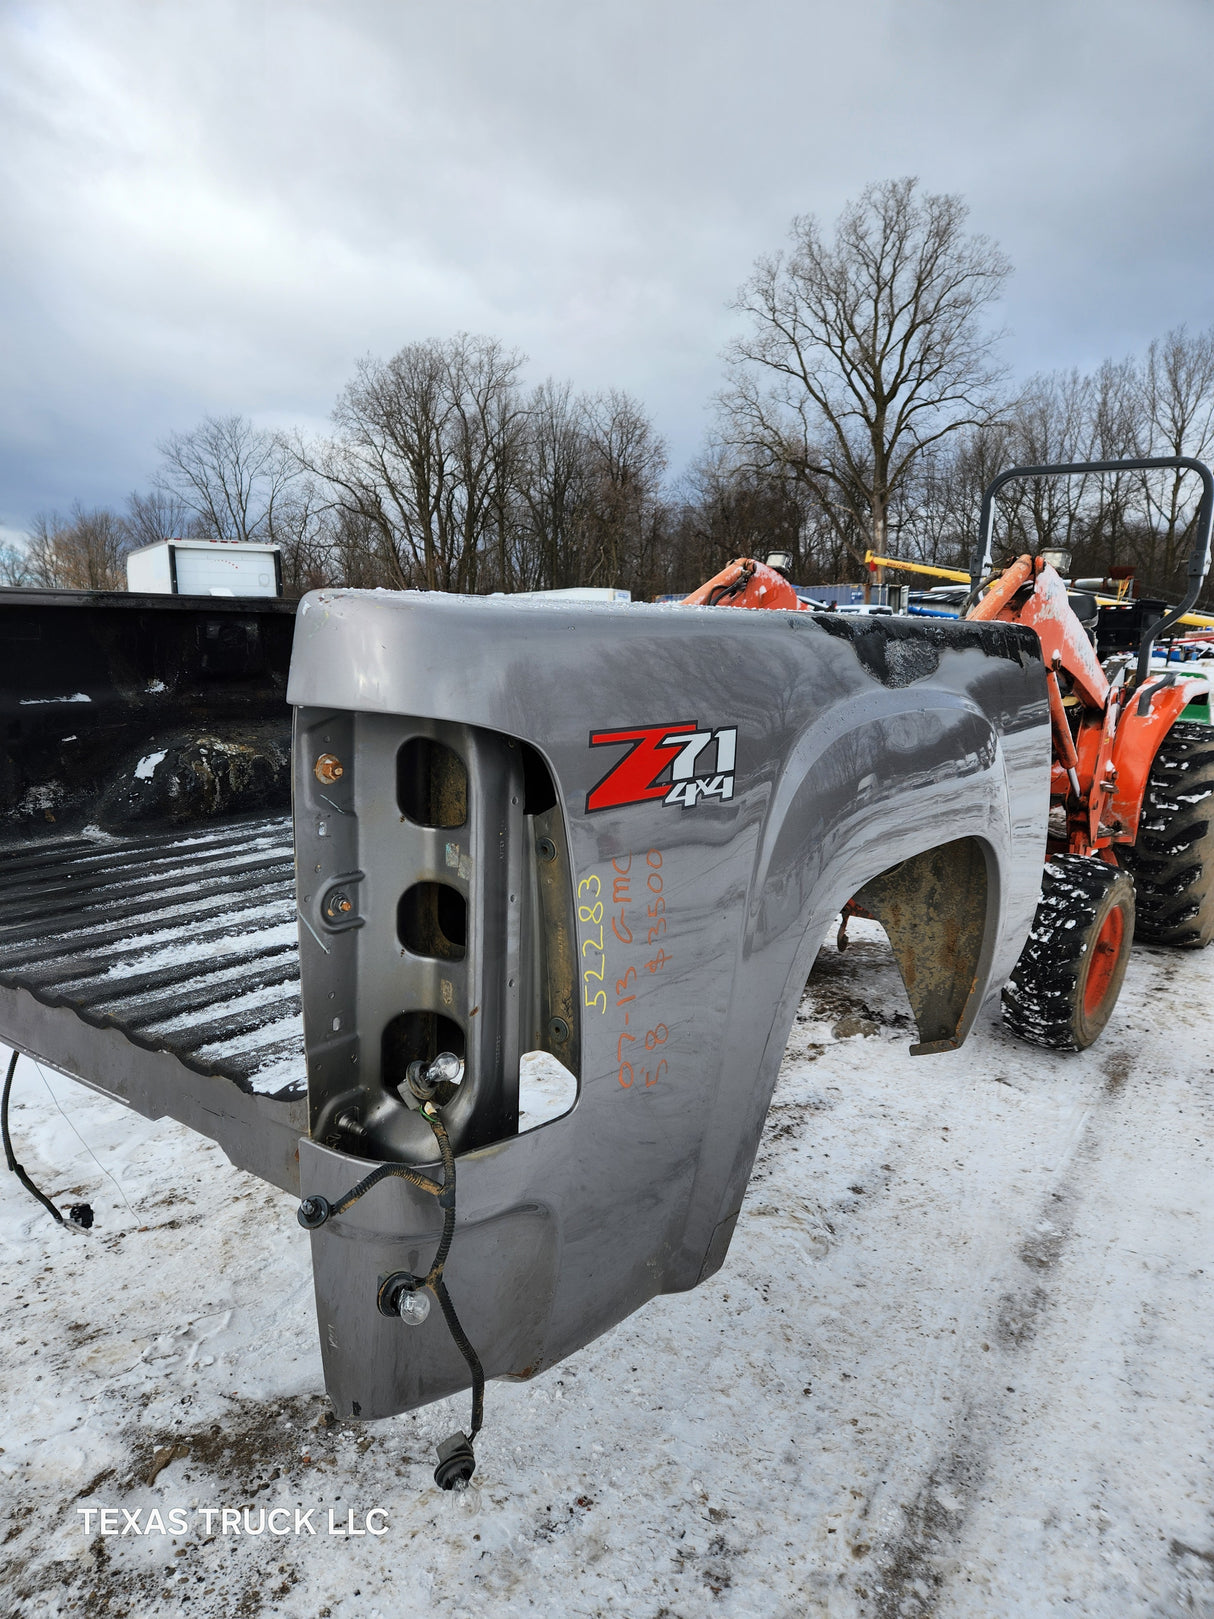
967;456;1214;685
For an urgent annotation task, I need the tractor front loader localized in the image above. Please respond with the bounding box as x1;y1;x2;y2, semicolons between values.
686;455;1214;1052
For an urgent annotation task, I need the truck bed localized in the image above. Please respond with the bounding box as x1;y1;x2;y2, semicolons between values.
0;587;302;1191
0;813;305;1193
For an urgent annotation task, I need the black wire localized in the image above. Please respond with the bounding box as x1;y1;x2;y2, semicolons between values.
960;567;1005;616
313;1104;484;1445
705;562;755;606
1;1051;64;1225
434;1276;485;1439
328;1159;444;1215
419;1110;482;1439
422;1111;458;1278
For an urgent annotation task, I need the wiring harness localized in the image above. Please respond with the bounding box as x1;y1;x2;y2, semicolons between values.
2;1050;62;1225
297;1086;485;1491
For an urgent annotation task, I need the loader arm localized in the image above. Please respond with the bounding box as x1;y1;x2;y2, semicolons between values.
288;590;1049;1419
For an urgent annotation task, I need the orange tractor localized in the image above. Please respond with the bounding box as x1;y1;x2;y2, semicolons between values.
684;456;1214;1051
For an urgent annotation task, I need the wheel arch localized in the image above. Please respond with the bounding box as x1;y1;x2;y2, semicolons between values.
851;836;994;1054
744;687;1042;1068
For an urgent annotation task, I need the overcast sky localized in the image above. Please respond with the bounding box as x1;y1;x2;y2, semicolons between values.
2;0;1212;543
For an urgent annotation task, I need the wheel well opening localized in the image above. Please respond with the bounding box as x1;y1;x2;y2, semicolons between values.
850;836;990;1055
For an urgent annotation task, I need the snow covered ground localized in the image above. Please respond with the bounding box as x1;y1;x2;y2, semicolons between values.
1;921;1211;1618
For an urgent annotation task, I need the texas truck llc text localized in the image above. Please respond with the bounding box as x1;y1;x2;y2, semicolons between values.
77;1507;389;1537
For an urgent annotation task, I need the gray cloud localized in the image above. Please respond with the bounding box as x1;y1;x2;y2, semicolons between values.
2;0;1212;533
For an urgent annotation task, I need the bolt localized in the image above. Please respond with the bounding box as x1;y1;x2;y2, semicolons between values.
536;837;557;863
314;753;343;784
548;1016;570;1044
297;1195;331;1230
324;890;353;919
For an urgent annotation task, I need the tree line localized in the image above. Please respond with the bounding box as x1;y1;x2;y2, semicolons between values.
11;178;1214;609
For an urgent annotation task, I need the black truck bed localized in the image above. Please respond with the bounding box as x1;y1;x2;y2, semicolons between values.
0;589;304;1192
0;814;305;1192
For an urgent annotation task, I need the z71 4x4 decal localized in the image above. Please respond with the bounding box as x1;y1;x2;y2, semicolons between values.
586;723;738;812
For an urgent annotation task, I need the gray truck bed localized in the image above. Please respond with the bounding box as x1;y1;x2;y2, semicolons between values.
0;585;1052;1430
0;813;305;1192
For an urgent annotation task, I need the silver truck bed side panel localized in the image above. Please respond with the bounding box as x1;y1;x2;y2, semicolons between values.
287;592;1049;1417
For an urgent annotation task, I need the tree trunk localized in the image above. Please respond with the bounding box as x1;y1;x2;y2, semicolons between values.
866;495;887;604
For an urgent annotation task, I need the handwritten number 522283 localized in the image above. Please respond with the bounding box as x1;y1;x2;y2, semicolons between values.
578;875;607;1012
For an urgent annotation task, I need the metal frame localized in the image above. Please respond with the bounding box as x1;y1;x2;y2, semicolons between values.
968;457;1214;683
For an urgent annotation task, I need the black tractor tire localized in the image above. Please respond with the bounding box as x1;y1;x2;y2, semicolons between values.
1121;721;1214;948
1002;855;1135;1051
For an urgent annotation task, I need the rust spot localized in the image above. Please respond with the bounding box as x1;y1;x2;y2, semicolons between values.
314;753;343;784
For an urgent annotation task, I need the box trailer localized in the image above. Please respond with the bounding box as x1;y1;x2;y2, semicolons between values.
125;539;283;598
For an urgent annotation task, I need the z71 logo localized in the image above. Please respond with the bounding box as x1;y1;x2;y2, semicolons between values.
586;723;738;812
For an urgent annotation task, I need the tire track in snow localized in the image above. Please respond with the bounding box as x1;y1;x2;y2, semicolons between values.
770;930;1202;1617
864;1047;1125;1618
854;948;1195;1618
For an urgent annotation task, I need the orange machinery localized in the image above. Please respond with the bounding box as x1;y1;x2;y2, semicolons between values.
684;457;1214;1050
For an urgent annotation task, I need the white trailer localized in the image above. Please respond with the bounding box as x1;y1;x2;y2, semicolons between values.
126;539;283;598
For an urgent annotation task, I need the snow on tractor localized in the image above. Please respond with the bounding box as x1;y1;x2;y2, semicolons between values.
684;456;1214;1053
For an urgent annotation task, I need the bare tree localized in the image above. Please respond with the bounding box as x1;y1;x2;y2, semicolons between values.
25;505;130;589
155;414;294;544
315;335;527;592
325;508;391;589
1000;368;1097;550
1135;325;1214;589
579;390;668;592
1083;356;1143;577
505;384;670;594
976;333;1214;598
889;420;1014;571
512;380;589;591
269;475;339;594
122;488;194;549
722;177;1012;566
669;443;809;588
0;542;36;586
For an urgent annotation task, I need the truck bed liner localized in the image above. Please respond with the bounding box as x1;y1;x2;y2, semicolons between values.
0;813;305;1193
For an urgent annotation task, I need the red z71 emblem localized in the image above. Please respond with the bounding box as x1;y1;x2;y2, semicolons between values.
587;723;738;812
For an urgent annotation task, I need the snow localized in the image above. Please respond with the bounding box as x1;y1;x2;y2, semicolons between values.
1;921;1212;1617
91;911;298;978
18;693;91;705
134;751;167;781
517;1051;578;1130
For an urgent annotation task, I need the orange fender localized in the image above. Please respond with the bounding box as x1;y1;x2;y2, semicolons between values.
1111;679;1208;842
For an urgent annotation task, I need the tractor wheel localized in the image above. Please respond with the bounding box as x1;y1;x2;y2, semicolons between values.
1002;855;1135;1051
1121;721;1214;947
